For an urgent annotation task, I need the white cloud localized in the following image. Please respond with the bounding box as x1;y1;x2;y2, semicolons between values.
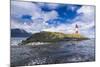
43;23;75;34
77;6;95;14
42;10;58;21
76;5;95;38
76;5;95;22
11;1;59;33
11;1;42;19
11;1;95;38
43;21;95;38
43;5;95;38
32;10;58;22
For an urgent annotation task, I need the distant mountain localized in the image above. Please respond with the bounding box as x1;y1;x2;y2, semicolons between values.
19;31;89;45
11;29;32;37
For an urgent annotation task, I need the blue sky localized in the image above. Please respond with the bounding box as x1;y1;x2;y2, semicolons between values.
11;1;95;38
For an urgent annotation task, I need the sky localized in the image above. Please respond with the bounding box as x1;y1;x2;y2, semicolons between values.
11;1;95;38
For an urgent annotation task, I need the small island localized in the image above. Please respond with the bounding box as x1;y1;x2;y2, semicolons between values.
19;31;89;45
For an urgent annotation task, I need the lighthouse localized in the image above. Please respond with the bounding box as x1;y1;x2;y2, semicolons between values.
75;24;79;34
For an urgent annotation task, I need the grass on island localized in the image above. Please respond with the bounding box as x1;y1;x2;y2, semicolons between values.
19;31;89;45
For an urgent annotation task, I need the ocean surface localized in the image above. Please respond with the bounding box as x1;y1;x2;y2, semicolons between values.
11;37;95;66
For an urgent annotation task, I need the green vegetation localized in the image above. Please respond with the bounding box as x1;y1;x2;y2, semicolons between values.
20;31;89;45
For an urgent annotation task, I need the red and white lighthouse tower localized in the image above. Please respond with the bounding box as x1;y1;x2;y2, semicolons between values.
75;24;79;34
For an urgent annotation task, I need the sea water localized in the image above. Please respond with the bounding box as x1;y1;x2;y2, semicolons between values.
11;38;95;66
11;37;27;46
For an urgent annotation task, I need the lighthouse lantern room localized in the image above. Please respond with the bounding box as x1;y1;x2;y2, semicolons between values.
75;24;79;34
